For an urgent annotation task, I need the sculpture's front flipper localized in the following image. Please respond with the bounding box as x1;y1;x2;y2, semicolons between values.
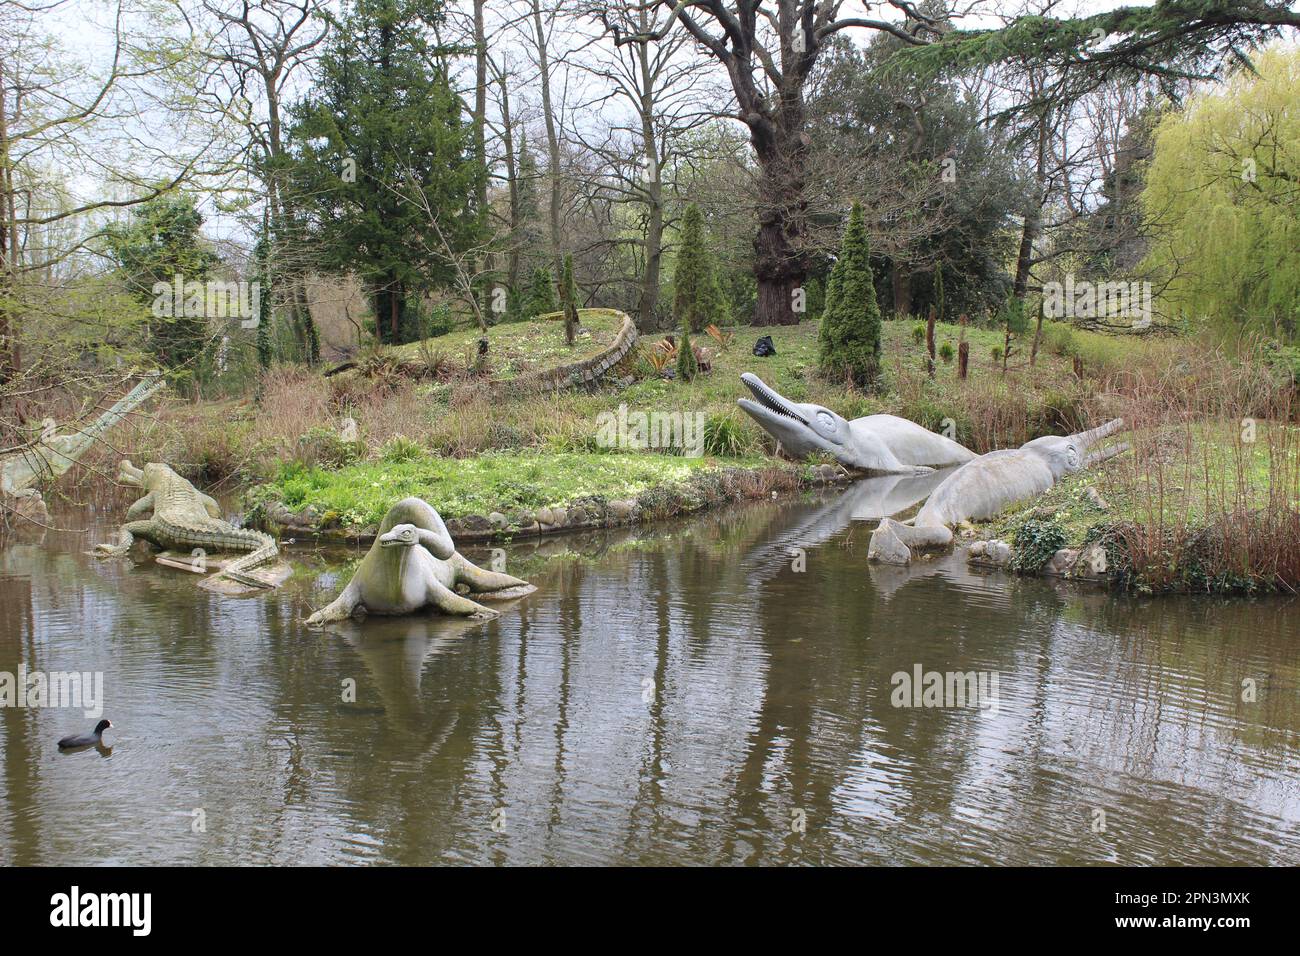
426;577;499;620
452;553;534;595
94;520;155;557
125;493;155;520
305;580;362;627
867;518;953;566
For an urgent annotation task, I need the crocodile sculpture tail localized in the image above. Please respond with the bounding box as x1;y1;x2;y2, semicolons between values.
207;527;278;589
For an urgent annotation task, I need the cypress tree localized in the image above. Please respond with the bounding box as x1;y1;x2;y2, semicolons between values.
676;326;699;382
673;204;716;333
525;267;558;319
818;201;882;388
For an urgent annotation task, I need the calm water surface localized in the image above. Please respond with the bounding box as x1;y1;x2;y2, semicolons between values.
2;483;1299;865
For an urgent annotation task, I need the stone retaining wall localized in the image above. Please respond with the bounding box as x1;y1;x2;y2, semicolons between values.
495;312;638;392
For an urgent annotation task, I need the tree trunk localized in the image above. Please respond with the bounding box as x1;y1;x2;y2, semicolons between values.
635;31;663;333
531;0;573;344
1013;206;1039;299
0;64;20;385
639;190;663;331
750;125;808;327
1029;305;1044;367
498;73;521;296
531;2;568;337
891;262;912;318
472;0;488;215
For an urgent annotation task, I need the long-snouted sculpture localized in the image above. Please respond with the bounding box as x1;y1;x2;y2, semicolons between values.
868;419;1128;565
94;460;278;588
2;372;163;520
305;497;535;626
737;372;976;475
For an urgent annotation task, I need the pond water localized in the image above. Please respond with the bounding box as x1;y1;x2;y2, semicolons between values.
2;483;1299;865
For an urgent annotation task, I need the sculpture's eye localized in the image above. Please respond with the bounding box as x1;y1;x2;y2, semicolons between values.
816;411;835;431
1067;446;1081;468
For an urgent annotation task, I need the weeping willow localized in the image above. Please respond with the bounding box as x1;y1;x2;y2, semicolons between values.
1140;45;1300;343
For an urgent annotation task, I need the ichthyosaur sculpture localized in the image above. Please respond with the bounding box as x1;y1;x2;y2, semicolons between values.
737;372;976;474
305;497;535;626
93;460;278;588
867;419;1128;565
2;372;163;521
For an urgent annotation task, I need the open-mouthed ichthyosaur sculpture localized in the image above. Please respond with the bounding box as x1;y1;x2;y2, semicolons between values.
737;373;976;475
93;460;278;588
868;419;1129;565
305;497;535;626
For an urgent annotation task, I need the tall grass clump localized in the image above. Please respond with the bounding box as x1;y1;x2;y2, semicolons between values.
1096;342;1300;592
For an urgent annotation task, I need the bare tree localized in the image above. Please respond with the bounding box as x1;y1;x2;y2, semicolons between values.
578;1;716;330
200;0;329;363
605;0;951;326
1;0;233;403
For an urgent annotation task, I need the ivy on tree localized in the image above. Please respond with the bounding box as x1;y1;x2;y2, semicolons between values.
559;253;580;345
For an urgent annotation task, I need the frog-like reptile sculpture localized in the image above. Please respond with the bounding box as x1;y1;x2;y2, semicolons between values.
93;460;278;588
305;497;535;626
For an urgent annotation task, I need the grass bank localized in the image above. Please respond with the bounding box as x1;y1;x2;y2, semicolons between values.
247;449;846;542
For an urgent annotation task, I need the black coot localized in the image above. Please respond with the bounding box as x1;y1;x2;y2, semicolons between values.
58;719;112;749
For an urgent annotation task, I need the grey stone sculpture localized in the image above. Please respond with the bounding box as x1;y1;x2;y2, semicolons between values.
868;419;1128;565
737;373;976;474
93;460;279;588
3;373;162;522
305;497;535;625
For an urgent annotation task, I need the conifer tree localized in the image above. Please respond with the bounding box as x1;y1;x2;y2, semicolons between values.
673;204;717;334
676;324;699;382
818;201;882;388
254;236;273;371
525;267;558;319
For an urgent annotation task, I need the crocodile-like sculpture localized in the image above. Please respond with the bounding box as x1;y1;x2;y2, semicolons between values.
2;373;163;520
737;373;976;474
305;497;535;626
868;419;1128;565
93;460;278;588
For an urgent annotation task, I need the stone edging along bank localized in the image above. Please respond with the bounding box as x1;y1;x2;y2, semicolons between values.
966;537;1113;585
255;461;853;547
505;312;639;391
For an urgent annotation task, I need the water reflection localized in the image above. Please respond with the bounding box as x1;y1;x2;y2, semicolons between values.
1;488;1298;865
